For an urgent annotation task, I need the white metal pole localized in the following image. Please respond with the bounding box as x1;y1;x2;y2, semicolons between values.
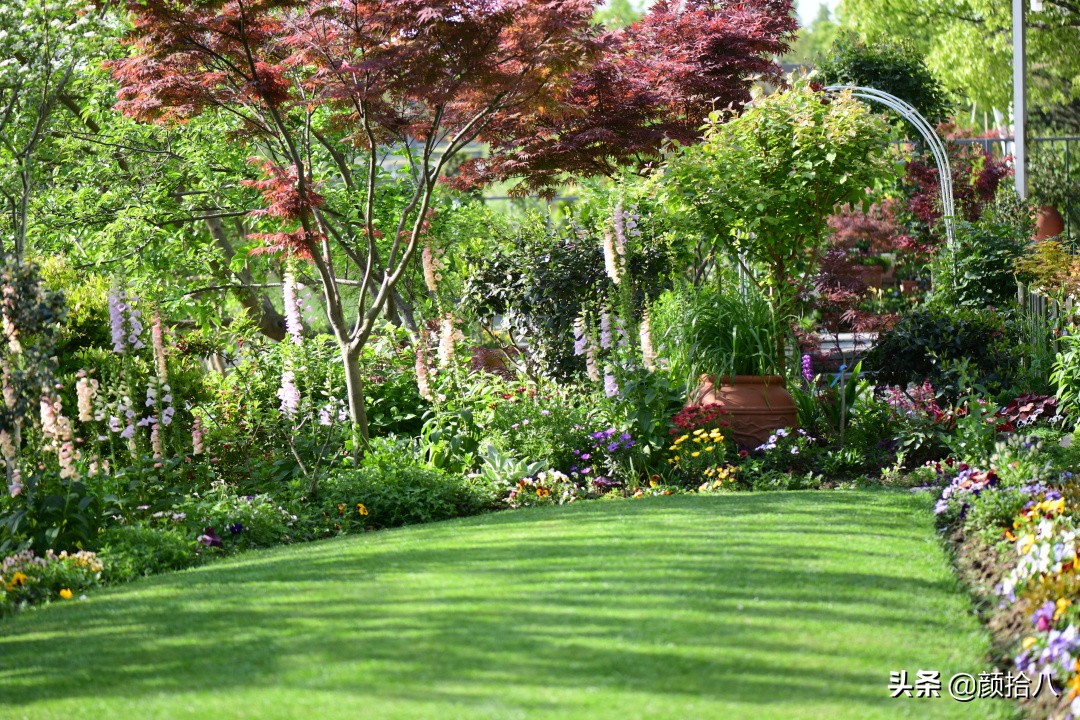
1014;0;1028;199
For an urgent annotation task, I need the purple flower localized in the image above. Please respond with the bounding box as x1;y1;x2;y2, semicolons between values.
283;271;304;345
580;453;591;461
1034;601;1057;632
198;527;223;548
227;523;245;535
278;370;300;418
620;433;632;442
109;292;126;353
600;311;613;349
801;354;813;383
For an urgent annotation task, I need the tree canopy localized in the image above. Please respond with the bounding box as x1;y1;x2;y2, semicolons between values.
840;0;1080;114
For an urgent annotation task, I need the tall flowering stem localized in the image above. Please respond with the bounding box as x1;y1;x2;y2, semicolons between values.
151;313;169;383
192;416;204;456
282;271;304;345
438;314;459;367
573;313;588;356
640;310;656;372
422;242;445;294
108;291;145;354
278;370;300;419
415;335;433;401
599;310;613;350
75;372;99;423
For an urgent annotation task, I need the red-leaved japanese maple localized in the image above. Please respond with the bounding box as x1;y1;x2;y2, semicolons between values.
109;0;794;444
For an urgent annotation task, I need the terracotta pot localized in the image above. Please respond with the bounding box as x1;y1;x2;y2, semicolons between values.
901;279;919;295
689;375;798;449
1036;206;1065;241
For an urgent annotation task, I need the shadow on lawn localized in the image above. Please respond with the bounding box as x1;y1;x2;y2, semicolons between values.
0;492;974;715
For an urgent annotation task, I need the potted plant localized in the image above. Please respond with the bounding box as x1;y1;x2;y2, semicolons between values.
659;79;892;374
651;80;891;441
1030;151;1073;240
652;281;796;448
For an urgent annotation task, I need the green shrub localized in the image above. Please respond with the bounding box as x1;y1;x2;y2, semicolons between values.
865;305;1021;402
176;482;298;551
931;212;1028;310
482;382;597;473
96;523;199;583
1053;328;1080;424
816;32;952;125
313;453;489;532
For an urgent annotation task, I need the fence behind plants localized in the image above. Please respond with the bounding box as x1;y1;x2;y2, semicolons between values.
1016;281;1075;326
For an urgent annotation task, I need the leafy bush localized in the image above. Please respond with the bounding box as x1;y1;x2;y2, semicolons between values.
1053;327;1080;424
816;32;952;125
176;482;298;552
96;523;199;583
460;215;670;379
314;456;488;532
865;305;1021;402
482;382;597;474
931;189;1031;309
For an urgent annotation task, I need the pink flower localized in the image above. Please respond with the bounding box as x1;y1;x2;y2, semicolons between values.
283;271;303;345
278;370;300;418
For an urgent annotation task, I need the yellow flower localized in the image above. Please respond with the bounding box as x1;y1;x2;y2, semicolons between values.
536;487;551;498
1022;636;1038;651
356;503;369;516
704;446;714;452
5;571;27;591
693;429;704;436
677;435;689;443
668;446;678;452
691;451;700;458
59;588;73;600
649;478;659;487
1056;598;1073;621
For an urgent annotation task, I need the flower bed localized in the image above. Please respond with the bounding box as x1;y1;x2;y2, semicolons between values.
935;437;1080;719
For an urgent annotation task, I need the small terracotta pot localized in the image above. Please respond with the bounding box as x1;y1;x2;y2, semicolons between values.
1035;206;1065;241
689;375;798;449
901;279;919;295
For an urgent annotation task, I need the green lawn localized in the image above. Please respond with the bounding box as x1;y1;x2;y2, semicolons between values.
0;492;1015;720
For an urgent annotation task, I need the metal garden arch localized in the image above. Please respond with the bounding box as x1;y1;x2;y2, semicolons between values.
825;85;956;250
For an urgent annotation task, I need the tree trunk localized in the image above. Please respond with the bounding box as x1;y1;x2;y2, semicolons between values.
341;342;370;455
205;217;287;341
